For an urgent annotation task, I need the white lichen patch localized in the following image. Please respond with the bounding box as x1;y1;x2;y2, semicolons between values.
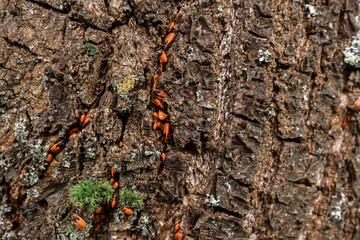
343;37;360;68
330;193;346;221
14;118;29;142
258;49;271;63
304;4;318;18
205;194;220;207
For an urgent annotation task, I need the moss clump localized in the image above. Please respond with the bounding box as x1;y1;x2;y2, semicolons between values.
119;189;144;208
70;180;114;211
82;44;99;56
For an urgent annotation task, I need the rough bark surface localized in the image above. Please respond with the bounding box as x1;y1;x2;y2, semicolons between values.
1;0;360;239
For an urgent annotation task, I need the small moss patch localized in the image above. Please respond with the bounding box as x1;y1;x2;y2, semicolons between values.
82;44;99;56
119;189;144;208
70;180;114;211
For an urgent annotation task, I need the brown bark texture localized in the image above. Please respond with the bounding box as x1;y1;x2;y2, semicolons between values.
1;0;360;239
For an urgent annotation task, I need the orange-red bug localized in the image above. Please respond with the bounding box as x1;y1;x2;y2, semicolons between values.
113;182;119;189
153;120;163;131
111;194;116;208
93;215;100;224
111;167;116;177
352;99;360;111
69;133;77;139
342;111;351;128
50;141;64;154
152;99;163;108
95;207;103;214
163;123;170;142
159;64;163;73
153;90;167;99
80;114;86;125
168;22;175;32
119;141;123;147
46;153;53;163
158;110;167;120
161;153;166;163
153;111;160;119
69;128;79;135
82;114;90;127
174;223;180;233
160;51;168;64
94;224;101;233
110;178;115;185
164;33;175;48
174;12;181;21
14;202;20;209
100;214;107;220
153;74;160;90
12;214;19;222
71;214;87;229
122;207;133;215
174;229;183;239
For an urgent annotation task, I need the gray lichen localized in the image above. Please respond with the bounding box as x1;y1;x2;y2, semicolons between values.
258;49;271;63
343;37;360;68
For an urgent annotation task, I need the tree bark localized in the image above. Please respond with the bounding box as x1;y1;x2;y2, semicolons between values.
0;0;359;239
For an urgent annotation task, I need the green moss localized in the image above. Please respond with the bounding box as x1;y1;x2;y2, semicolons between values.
82;44;99;56
70;180;114;211
119;189;144;208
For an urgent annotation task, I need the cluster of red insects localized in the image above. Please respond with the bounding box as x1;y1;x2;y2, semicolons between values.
151;12;181;168
9;12;185;239
71;12;184;234
151;11;184;240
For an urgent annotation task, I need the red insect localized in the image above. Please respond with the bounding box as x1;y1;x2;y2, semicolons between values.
342;112;351;128
168;22;175;32
174;223;180;233
164;33;175;48
72;214;87;229
49;141;64;154
153;74;160;90
111;194;116;208
174;12;181;21
163;123;170;142
94;224;101;233
152;98;163;108
119;141;123;147
69;133;76;139
174;229;183;239
113;182;119;189
160;51;168;64
111;167;116;177
153;120;164;131
12;214;19;222
110;178;115;185
95;207;103;214
69;128;79;135
161;153;166;163
153;110;168;120
352;99;360;111
93;215;100;224
14;202;20;209
159;64;163;73
80;114;86;125
122;207;133;215
81;114;90;127
153;90;167;99
46;153;53;163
